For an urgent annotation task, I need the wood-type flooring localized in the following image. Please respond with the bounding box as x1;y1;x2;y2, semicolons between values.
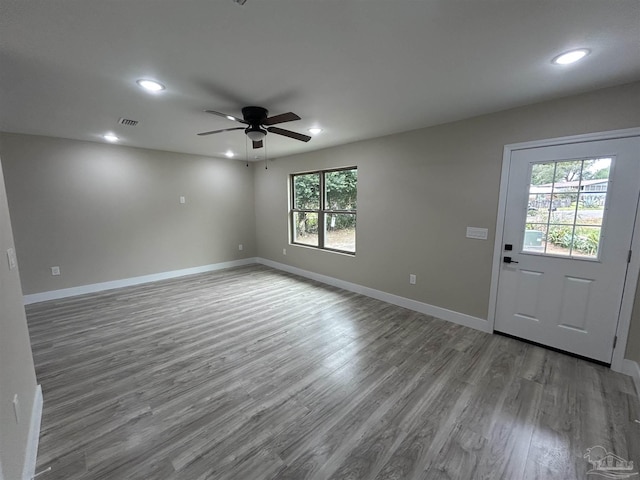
26;265;640;479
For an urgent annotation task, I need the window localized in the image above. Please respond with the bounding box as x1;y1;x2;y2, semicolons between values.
524;157;611;259
291;167;357;254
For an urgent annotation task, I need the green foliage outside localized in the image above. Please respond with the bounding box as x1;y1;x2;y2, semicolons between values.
294;173;320;210
529;224;600;256
294;212;318;236
546;225;600;256
294;169;357;237
531;159;609;185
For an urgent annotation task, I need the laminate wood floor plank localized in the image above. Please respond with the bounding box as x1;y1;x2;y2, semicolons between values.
470;377;542;480
26;265;640;480
324;341;481;480
372;378;474;480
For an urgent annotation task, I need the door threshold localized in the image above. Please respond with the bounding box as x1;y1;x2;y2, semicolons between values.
494;330;611;368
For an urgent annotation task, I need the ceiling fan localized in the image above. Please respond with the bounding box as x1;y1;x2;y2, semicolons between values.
197;106;311;149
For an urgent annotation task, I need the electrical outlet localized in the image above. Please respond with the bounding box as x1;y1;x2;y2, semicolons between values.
409;274;416;285
283;248;287;255
238;244;243;251
51;266;61;276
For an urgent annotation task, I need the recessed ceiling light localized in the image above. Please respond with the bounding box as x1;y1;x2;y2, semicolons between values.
136;79;165;92
225;150;235;158
103;133;119;142
308;128;323;135
552;49;590;65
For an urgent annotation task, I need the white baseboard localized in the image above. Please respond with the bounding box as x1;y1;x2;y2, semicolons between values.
621;359;640;398
23;258;258;305
21;385;42;480
23;256;490;332
257;258;491;333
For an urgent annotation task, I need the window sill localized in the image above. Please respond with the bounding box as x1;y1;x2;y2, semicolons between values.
290;242;356;257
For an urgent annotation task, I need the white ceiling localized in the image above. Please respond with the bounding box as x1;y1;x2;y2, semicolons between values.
1;1;639;161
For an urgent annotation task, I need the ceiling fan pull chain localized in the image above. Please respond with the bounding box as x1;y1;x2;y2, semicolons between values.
264;137;268;170
245;135;249;167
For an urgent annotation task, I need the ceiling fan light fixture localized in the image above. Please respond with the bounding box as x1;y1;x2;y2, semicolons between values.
225;150;235;158
103;133;119;142
246;127;266;141
552;48;590;65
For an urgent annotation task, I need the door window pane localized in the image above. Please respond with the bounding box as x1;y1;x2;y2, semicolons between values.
523;224;546;253
576;192;606;225
553;159;583;185
546;224;576;256
523;158;611;260
549;193;578;225
571;226;602;259
528;163;554;222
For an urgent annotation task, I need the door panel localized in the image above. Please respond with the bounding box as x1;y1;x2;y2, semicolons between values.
558;275;591;332
495;137;640;363
514;269;543;320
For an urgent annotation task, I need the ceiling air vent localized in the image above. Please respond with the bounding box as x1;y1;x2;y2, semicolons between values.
118;118;139;127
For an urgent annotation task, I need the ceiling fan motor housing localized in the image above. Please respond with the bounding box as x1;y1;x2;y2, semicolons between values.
242;106;268;126
242;106;268;141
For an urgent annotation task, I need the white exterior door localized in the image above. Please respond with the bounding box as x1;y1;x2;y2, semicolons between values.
495;137;640;363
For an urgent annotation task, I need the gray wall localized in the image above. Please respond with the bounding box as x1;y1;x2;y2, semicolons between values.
0;134;257;295
0;157;38;480
254;81;640;362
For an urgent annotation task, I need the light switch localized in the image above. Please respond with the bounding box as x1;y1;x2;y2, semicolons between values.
466;227;488;240
6;248;17;270
13;394;19;423
179;196;186;204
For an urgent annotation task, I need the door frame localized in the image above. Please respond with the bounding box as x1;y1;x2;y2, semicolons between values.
488;127;640;373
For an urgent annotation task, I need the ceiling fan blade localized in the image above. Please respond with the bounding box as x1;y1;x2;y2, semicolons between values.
204;110;248;124
263;112;301;126
197;127;245;136
252;140;263;149
267;126;311;142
